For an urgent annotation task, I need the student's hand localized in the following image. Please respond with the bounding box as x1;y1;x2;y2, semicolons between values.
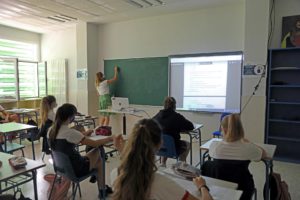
193;176;207;189
85;129;93;136
113;134;125;152
114;66;118;73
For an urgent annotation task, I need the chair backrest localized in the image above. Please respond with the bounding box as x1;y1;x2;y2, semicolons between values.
51;150;78;181
201;159;254;200
157;134;178;159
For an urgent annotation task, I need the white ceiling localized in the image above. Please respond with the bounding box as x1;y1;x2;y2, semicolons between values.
0;0;242;33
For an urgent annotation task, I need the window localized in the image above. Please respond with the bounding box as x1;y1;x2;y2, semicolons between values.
0;38;46;100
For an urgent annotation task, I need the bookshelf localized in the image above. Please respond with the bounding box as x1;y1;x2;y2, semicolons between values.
266;47;300;163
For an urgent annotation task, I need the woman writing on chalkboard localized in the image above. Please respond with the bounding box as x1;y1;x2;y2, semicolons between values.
95;66;118;126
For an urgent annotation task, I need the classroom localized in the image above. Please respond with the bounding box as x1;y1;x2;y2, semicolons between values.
0;0;300;199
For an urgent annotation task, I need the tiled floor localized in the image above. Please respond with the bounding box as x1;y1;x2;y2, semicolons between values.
1;138;300;200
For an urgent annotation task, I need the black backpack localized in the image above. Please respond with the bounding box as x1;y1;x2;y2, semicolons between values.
26;119;40;142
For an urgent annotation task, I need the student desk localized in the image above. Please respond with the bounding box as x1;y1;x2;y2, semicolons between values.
0;122;37;160
0;152;46;200
161;168;242;200
200;138;276;200
6;108;39;125
73;115;98;128
98;109;143;135
181;123;203;165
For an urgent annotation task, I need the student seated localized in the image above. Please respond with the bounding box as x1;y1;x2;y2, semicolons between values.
112;119;213;200
0;104;19;143
48;103;118;198
39;95;57;154
153;97;194;166
207;113;267;200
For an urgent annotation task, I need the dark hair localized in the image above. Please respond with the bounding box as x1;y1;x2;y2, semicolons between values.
49;103;77;142
164;96;176;110
112;119;162;200
40;95;56;125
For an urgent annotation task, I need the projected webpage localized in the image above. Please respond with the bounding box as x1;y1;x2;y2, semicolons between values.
170;54;242;113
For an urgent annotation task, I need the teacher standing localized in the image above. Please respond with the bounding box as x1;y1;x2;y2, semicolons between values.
95;66;118;126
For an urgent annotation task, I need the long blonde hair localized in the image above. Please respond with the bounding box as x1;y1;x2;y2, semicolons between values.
40;95;56;125
95;72;104;87
112;119;162;200
221;113;244;142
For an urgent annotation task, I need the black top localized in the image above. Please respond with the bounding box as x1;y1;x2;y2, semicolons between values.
153;108;194;150
50;139;89;177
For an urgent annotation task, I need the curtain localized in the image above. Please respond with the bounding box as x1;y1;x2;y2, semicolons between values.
47;59;67;106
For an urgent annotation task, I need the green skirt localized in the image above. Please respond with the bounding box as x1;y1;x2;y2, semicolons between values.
99;94;112;116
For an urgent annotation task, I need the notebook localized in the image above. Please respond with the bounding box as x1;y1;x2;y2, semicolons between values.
111;97;129;111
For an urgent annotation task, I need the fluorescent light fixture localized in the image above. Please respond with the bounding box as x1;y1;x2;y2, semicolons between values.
47;16;65;22
153;0;164;5
140;0;153;6
125;0;143;8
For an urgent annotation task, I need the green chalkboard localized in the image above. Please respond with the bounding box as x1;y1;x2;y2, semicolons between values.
104;57;168;106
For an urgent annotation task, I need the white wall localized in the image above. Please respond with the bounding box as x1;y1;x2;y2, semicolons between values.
0;24;41;60
41;26;77;105
98;3;248;140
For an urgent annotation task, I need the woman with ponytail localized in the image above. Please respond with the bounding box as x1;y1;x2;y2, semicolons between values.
112;119;213;200
48;103;118;198
39;95;57;154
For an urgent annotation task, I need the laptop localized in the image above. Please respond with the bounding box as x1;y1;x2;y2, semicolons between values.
111;97;129;111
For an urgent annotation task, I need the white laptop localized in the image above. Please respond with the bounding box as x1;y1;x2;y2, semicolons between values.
111;97;129;111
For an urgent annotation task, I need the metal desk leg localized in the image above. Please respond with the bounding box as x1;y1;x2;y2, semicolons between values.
99;147;106;200
32;170;38;200
263;159;273;200
4;134;7;152
31;140;36;160
122;114;126;135
187;133;192;165
198;129;202;166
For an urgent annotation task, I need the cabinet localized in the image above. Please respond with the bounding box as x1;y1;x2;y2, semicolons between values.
266;48;300;163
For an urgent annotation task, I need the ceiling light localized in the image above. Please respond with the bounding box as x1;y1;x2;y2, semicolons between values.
153;0;164;5
125;0;143;8
140;0;153;6
47;16;65;22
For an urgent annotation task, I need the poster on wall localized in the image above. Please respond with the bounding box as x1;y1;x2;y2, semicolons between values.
281;15;300;48
77;68;88;80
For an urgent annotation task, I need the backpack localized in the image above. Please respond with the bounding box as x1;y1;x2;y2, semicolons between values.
26;119;40;142
269;172;291;200
45;174;71;200
95;126;112;136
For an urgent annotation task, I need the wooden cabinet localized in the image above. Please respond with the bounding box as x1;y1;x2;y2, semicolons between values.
266;48;300;163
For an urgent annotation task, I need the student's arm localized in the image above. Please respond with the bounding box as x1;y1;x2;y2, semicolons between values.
82;129;93;137
243;138;268;160
113;134;125;153
81;135;114;147
107;66;118;84
0;111;9;123
179;114;194;131
187;177;213;200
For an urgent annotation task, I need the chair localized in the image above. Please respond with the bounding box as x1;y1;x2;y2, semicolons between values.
212;112;231;138
0;141;25;157
201;159;257;200
40;119;53;161
49;150;99;200
157;134;178;161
